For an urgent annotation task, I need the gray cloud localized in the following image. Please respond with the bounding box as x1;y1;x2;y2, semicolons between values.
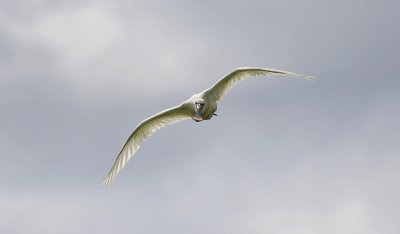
1;0;399;233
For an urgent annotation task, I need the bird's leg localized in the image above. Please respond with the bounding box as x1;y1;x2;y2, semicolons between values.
213;113;218;116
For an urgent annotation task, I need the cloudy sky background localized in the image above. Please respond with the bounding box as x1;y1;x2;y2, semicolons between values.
1;0;399;233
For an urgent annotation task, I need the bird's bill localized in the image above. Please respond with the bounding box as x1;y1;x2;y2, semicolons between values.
192;116;203;122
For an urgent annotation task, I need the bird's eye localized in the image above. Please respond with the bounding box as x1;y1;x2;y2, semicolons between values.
195;103;203;108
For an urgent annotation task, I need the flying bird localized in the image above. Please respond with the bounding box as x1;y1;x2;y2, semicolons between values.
103;67;313;187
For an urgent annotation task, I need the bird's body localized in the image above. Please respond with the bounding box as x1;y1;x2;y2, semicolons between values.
188;92;217;121
103;67;313;187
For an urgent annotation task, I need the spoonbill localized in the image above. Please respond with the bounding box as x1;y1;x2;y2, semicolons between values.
103;67;313;187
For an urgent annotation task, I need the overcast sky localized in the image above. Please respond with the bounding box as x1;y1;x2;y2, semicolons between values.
1;0;399;233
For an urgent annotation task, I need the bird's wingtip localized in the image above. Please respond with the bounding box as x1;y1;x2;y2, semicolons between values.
300;75;316;81
102;177;112;188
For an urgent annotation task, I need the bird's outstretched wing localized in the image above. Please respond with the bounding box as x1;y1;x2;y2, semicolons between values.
207;67;314;102
103;104;192;187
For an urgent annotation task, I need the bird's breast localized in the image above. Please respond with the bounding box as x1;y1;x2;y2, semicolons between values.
202;101;217;120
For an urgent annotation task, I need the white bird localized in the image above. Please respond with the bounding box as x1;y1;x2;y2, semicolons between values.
103;67;313;187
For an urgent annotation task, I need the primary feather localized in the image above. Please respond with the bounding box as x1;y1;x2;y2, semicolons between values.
103;104;192;187
207;67;314;102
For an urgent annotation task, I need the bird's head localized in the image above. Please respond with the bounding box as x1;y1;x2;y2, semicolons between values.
192;99;205;122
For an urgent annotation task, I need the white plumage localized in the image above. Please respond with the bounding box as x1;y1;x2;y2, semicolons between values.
103;67;313;187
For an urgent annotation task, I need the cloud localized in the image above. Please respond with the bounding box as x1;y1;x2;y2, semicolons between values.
34;4;122;62
1;0;400;234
